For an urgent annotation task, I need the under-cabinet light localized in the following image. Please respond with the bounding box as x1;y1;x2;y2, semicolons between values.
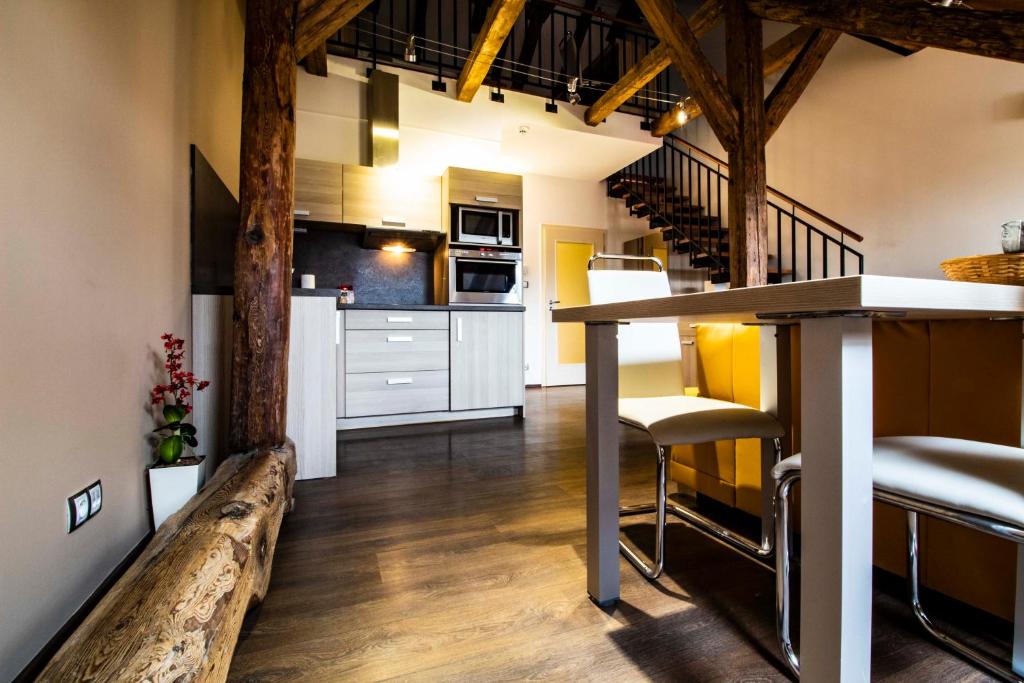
382;244;415;254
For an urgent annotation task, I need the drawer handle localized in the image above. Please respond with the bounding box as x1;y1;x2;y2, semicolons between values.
387;316;413;323
293;209;311;216
387;336;413;342
387;377;413;385
475;195;498;203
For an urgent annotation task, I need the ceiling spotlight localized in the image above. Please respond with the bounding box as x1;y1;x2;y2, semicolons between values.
404;35;417;63
567;77;581;106
675;97;695;125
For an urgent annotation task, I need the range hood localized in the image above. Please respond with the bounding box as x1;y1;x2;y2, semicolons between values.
368;70;399;168
362;226;443;253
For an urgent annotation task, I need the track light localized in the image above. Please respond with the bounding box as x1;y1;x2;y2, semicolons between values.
674;97;695;125
404;35;417;63
567;77;581;106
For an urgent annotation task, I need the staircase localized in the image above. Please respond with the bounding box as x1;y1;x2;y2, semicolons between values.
608;134;864;285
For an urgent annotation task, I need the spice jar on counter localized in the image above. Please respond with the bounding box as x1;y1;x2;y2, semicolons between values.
338;284;355;305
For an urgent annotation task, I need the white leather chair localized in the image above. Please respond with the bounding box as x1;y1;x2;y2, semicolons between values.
586;254;785;579
773;436;1024;680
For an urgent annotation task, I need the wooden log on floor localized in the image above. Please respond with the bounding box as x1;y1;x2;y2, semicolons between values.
36;441;297;683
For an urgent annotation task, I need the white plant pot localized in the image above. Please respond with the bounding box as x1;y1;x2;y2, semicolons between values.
148;456;206;530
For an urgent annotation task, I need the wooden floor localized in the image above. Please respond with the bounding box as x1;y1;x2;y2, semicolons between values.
229;387;998;682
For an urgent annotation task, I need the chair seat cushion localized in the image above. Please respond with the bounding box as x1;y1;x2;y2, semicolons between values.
773;436;1024;528
619;395;785;445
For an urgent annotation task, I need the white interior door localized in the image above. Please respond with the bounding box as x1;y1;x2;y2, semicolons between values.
543;225;606;386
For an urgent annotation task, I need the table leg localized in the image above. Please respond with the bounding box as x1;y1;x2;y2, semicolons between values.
800;317;874;681
585;321;620;606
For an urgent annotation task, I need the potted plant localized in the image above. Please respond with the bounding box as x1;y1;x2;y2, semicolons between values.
147;333;210;529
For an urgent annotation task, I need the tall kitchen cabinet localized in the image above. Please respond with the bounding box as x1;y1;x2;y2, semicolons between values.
449;311;524;410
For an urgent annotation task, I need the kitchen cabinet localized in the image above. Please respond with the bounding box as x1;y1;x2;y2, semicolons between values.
286;296;338;479
342;164;442;232
444;167;523;210
294;159;344;223
449;311;524;411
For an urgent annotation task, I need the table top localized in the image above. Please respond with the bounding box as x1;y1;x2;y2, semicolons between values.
551;275;1024;324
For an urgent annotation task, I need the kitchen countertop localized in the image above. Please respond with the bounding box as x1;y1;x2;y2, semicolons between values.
193;286;524;312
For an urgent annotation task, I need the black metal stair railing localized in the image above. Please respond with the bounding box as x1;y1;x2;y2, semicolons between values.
325;0;686;118
608;134;865;284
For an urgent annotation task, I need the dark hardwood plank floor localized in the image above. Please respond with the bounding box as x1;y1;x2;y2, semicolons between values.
228;387;998;682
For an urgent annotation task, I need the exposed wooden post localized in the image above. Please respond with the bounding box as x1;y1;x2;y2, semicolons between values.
302;42;329;77
724;0;768;288
230;0;298;453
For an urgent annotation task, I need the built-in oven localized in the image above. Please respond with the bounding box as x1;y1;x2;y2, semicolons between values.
448;248;523;305
453;205;517;247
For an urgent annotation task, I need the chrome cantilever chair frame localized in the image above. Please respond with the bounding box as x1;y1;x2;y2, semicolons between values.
775;469;1024;682
587;253;785;580
619;436;783;579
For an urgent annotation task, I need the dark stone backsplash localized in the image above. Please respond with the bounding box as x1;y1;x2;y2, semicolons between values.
291;226;434;305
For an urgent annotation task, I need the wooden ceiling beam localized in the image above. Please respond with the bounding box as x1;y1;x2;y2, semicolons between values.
637;0;738;150
584;0;723;127
650;25;814;138
764;28;840;138
301;43;329;77
455;0;528;102
746;0;1024;63
295;0;376;62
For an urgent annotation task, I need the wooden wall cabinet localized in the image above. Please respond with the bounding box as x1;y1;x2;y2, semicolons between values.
294;159;344;223
342;164;442;232
444;167;523;210
450;311;525;411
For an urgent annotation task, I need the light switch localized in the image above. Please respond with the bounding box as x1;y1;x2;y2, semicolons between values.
68;492;89;532
88;481;102;516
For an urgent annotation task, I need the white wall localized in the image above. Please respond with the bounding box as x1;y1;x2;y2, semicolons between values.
0;2;242;678
297;57;652;386
682;33;1024;279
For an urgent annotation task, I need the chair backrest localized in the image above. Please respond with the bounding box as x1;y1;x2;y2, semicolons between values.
586;263;684;398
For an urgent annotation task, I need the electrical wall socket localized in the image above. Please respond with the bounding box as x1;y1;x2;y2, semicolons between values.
67;480;102;533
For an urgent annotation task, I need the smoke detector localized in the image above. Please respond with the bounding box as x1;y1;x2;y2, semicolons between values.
518;125;530;135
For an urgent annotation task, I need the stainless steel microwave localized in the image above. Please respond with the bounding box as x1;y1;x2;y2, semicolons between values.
452;205;517;247
448;248;523;306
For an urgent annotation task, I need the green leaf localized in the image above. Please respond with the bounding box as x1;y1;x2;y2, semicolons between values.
158;435;184;464
163;405;186;423
183;435;198;448
178;423;197;436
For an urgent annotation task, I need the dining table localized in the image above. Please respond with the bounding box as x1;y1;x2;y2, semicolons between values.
551;274;1024;681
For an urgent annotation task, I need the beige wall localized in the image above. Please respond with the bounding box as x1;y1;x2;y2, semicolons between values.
0;2;242;678
683;33;1024;279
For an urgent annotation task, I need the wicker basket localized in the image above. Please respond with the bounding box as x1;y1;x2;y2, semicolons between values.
940;253;1024;285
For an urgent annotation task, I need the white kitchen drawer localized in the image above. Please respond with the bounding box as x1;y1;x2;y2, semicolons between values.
346;370;449;417
345;329;449;373
344;309;449;330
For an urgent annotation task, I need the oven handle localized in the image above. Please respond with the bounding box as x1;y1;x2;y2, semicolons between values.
456;258;520;265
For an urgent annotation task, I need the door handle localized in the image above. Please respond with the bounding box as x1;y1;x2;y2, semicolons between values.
456;317;463;342
548;299;560;311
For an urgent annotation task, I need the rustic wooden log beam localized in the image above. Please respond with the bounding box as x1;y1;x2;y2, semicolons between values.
456;0;528;102
764;28;840;139
583;0;723;126
725;0;768;288
302;42;329;77
746;0;1024;63
649;25;815;137
295;0;376;62
636;0;738;150
230;0;297;453
37;442;297;682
